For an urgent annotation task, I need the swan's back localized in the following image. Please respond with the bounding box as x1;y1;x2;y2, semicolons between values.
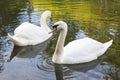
14;22;50;39
62;38;112;64
9;22;52;46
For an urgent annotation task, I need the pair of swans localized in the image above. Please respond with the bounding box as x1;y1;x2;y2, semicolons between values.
8;11;52;46
8;11;113;64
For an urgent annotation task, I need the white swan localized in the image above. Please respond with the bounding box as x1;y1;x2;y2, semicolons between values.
50;21;113;64
8;11;52;46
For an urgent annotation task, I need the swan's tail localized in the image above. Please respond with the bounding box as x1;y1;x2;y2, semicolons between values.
103;40;113;49
97;40;113;57
8;33;28;46
8;33;20;46
8;33;14;41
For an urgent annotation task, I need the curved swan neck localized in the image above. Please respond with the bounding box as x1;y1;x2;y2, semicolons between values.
40;13;49;28
54;23;68;55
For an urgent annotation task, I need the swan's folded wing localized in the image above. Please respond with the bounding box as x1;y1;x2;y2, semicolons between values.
9;22;52;46
14;22;42;36
63;38;104;63
14;22;51;40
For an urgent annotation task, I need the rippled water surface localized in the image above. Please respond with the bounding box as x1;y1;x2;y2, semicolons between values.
0;0;120;80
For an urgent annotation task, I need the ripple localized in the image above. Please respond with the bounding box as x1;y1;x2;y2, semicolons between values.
36;55;54;72
0;36;14;61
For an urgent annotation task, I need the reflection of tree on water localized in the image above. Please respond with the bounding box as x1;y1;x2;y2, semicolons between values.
0;53;4;73
100;62;120;80
0;0;33;36
26;1;33;22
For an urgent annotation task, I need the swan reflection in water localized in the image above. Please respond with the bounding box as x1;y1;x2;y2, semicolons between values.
8;38;51;61
36;57;102;80
8;38;106;80
53;58;102;80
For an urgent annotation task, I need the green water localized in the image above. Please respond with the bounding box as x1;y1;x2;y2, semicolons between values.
0;0;120;80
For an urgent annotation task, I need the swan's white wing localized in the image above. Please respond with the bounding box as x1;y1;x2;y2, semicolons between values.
16;22;52;38
14;22;48;39
10;22;52;46
14;22;39;34
63;38;104;63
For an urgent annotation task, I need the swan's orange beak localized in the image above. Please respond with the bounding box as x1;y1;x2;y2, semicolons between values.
49;27;57;34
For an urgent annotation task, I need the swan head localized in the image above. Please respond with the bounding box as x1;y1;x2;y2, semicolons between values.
42;10;52;20
50;21;67;33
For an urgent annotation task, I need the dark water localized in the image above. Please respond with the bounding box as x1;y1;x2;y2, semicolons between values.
0;0;120;80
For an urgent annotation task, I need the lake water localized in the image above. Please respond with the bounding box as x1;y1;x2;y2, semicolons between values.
0;0;120;80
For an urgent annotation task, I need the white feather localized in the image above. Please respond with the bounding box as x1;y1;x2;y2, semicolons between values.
52;21;113;64
8;11;52;46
